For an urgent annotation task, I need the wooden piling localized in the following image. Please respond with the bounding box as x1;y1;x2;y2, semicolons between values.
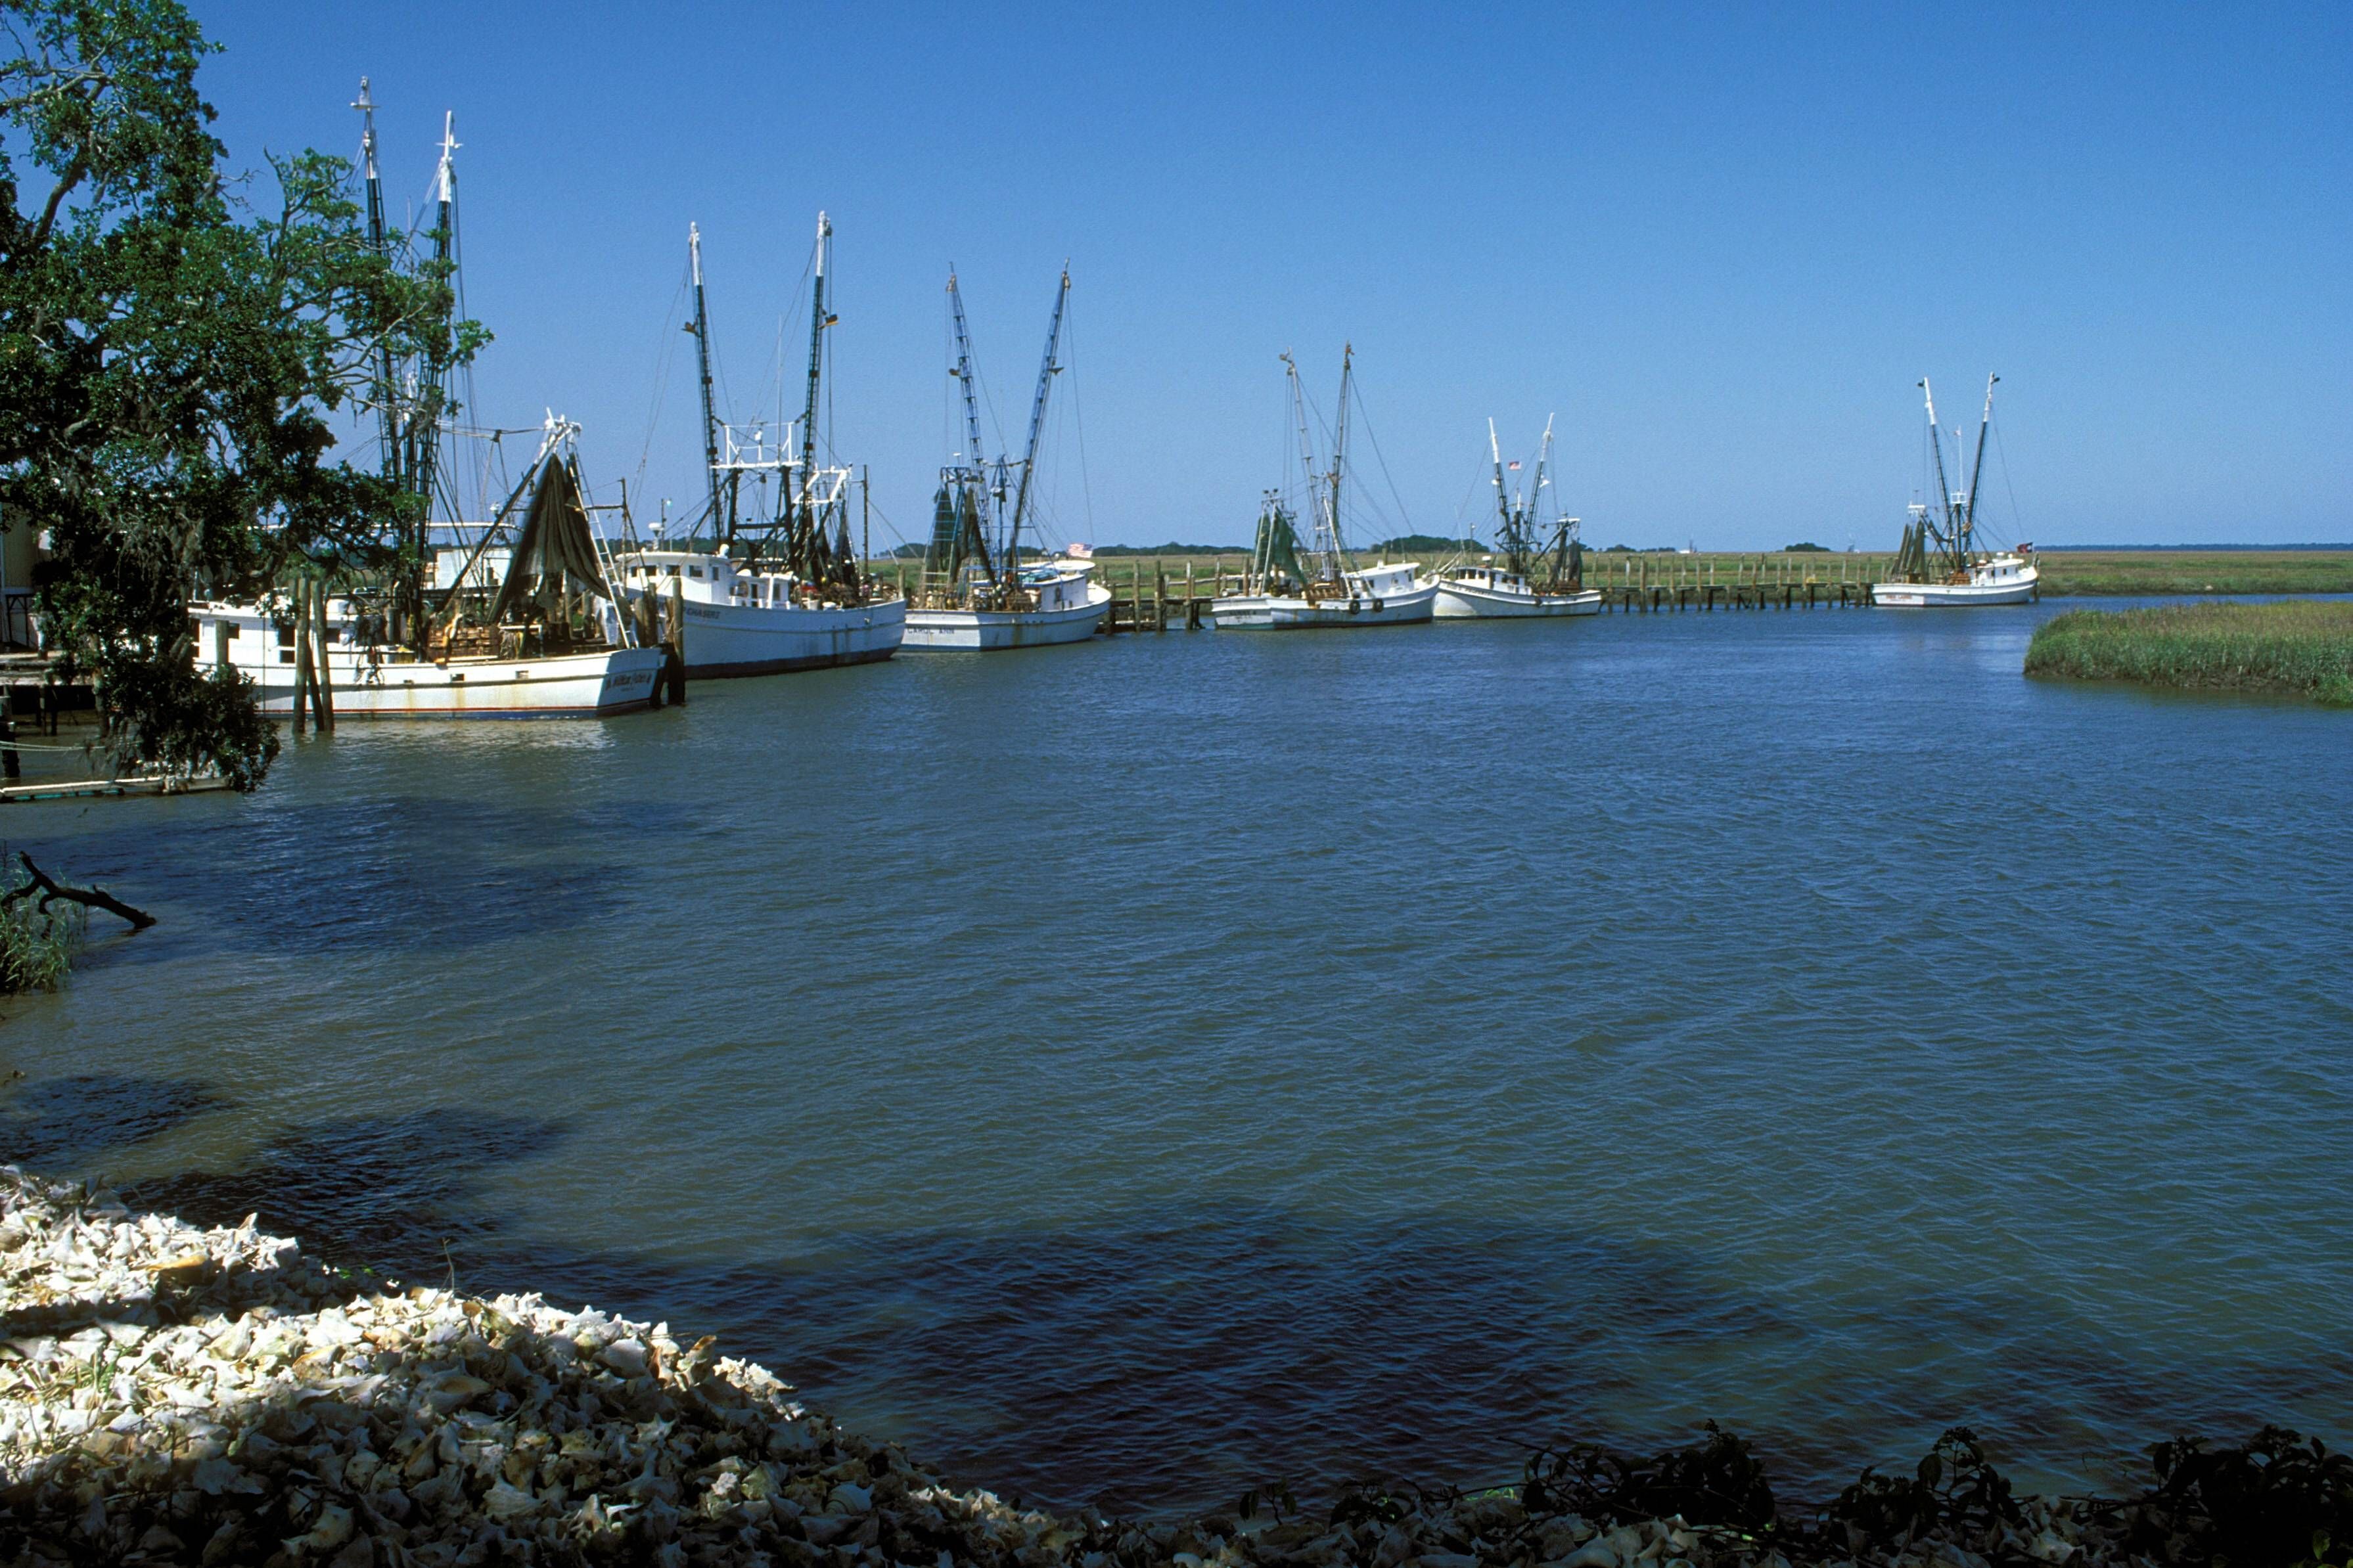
662;583;687;705
290;580;313;736
311;575;335;732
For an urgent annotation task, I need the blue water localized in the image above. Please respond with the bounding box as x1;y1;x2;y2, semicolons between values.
6;598;2350;1513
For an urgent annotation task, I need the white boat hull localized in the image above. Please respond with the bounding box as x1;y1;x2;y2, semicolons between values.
235;648;662;719
192;602;664;718
1212;582;1438;629
613;551;904;676
1873;564;2040;607
902;582;1111;650
1432;581;1602;618
662;594;904;676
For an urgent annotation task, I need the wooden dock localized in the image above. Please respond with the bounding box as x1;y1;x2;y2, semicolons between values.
1586;552;1885;612
1;774;231;805
1100;558;1223;633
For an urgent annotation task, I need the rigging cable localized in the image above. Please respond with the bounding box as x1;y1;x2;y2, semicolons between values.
1992;417;2028;547
634;265;691;490
1351;374;1415;547
1064;290;1095;542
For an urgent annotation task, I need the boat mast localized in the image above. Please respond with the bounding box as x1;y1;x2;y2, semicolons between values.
1961;372;1998;551
411;116;457;514
1484;415;1551;579
1325;345;1353;579
1003;267;1069;587
1529;415;1558;582
353;80;400;487
395;112;459;655
949;273;988;495
1488;418;1515;568
794;212;833;580
1920;376;1959;577
687;225;727;547
945;271;994;583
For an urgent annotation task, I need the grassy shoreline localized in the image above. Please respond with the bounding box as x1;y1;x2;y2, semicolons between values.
2025;600;2353;705
2036;550;2353;597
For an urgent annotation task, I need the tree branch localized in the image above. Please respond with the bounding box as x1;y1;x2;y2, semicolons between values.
32;154;87;246
1;850;156;930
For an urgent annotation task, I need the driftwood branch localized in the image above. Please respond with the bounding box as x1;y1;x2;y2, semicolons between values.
0;851;155;930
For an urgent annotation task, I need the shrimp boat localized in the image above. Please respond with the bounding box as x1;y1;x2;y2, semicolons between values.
1433;417;1601;618
903;269;1110;651
1872;374;2040;606
610;217;903;675
191;97;660;719
1212;346;1438;629
194;424;663;718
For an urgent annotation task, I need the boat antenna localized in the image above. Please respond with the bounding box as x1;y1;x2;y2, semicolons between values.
1003;265;1069;586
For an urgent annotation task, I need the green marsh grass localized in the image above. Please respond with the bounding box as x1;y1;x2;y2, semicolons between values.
2024;599;2353;706
2036;550;2353;597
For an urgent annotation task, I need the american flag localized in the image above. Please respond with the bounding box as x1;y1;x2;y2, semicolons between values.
1507;460;1521;470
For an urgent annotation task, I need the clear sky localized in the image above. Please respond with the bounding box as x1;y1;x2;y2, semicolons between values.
193;3;2350;551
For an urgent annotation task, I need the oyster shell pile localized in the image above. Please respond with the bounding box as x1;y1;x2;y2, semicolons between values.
0;1167;2117;1565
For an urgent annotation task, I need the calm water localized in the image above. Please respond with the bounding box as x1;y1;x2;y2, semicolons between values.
6;598;2350;1513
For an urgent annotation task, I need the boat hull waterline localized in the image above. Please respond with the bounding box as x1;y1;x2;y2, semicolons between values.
902;583;1112;650
194;623;665;719
1432;581;1601;618
1212;583;1440;629
663;594;905;677
1873;557;2040;607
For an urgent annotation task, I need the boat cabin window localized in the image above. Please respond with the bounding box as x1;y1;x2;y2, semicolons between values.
688;566;704;579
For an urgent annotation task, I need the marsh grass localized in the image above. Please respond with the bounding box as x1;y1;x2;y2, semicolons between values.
2036;550;2353;597
0;848;85;993
2025;600;2353;706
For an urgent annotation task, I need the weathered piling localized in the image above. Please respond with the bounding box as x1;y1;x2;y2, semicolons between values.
661;583;687;705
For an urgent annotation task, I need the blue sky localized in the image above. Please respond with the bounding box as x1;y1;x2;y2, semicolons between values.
195;3;2350;550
